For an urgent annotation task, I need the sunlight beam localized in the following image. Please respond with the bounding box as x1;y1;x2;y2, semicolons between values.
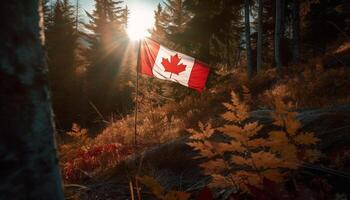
127;5;153;41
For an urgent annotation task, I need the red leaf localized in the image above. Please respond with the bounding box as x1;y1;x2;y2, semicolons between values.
161;54;187;75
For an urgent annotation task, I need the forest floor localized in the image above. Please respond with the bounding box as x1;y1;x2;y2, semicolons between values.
64;104;350;200
61;41;350;200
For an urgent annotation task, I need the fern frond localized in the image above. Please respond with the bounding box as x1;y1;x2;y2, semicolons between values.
243;122;263;137
247;138;269;148
187;141;215;158
199;159;227;174
231;155;252;166
251;152;282;169
209;174;233;188
218;125;246;142
212;141;246;154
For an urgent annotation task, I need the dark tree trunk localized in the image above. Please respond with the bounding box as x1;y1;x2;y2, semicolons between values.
0;1;64;199
292;0;300;64
257;0;263;73
245;0;253;78
275;0;283;69
280;0;286;37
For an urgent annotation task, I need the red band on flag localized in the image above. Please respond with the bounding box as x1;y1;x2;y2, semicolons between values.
188;60;210;92
139;38;160;76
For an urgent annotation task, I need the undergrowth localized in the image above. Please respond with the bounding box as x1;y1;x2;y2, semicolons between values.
187;89;321;193
59;62;350;190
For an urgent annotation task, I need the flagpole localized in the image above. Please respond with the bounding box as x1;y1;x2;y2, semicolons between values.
134;39;141;147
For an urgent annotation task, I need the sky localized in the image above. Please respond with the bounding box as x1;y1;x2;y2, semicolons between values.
79;0;162;12
79;0;162;35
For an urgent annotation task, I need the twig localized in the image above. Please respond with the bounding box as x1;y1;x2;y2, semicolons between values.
64;184;89;190
130;180;135;200
89;100;110;124
302;163;350;180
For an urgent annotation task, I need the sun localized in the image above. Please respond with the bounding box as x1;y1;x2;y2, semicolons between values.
127;24;150;41
127;5;153;41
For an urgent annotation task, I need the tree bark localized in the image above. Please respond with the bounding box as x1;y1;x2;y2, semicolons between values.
257;0;263;73
0;1;64;199
292;0;300;64
245;0;253;78
275;0;283;69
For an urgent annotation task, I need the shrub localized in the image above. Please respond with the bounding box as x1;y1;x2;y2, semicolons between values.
94;108;185;146
62;143;133;182
187;90;321;193
59;124;134;182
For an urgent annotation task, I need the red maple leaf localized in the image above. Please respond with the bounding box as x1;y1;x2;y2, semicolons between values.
161;54;187;75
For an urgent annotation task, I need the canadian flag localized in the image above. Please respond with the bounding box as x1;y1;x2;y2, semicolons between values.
139;38;210;92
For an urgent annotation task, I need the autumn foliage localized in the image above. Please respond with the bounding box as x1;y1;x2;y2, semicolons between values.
59;124;134;182
187;89;321;193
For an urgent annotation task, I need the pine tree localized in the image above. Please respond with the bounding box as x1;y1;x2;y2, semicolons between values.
83;0;129;120
257;0;263;72
121;5;129;30
42;0;53;32
179;0;244;64
245;0;253;78
210;0;243;67
152;0;191;50
275;0;284;69
46;0;80;129
162;0;190;36
152;3;167;43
